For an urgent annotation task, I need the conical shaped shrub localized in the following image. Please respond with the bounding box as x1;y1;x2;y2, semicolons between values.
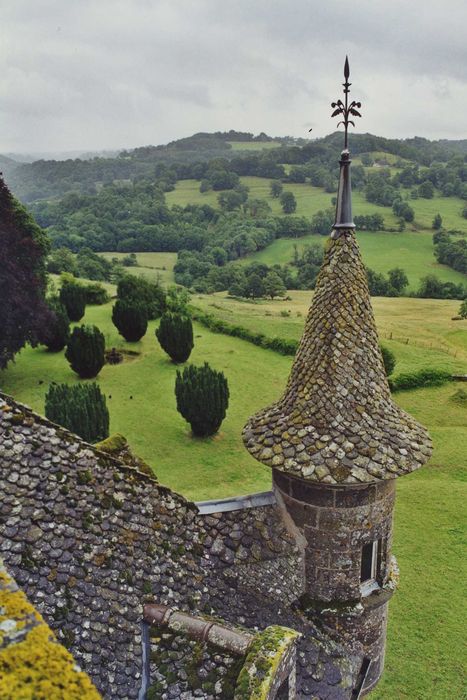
156;312;194;363
39;297;70;352
112;299;148;341
175;362;229;437
45;382;109;443
59;282;86;322
65;325;105;378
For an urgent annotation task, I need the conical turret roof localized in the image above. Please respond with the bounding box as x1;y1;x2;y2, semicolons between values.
243;230;432;484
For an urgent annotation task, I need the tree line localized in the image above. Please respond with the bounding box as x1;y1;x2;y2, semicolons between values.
433;230;467;275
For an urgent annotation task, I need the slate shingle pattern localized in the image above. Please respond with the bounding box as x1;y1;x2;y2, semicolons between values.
0;557;101;699
0;393;360;699
243;231;432;483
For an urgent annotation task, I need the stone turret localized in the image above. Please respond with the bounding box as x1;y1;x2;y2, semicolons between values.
243;59;432;695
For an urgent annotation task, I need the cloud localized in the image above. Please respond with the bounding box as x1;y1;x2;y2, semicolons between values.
0;0;466;152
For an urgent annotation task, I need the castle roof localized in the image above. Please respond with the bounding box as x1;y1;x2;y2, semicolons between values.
243;189;432;485
0;393;361;699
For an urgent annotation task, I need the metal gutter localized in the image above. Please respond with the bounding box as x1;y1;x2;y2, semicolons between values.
195;490;276;514
137;620;151;700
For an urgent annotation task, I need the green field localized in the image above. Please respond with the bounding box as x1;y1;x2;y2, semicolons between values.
243;231;467;292
194;293;467;372
166;177;400;228
410;194;467;230
0;304;288;499
99;251;176;286
1;293;466;699
165;175;467;236
227;141;281;151
368;151;409;165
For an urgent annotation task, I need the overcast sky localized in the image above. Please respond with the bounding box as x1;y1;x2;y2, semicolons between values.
1;0;466;154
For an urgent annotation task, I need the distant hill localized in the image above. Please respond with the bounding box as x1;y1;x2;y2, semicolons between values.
2;129;467;205
0;154;21;181
2;149;121;162
0;131;278;202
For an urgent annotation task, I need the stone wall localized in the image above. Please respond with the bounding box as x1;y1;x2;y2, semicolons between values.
0;396;207;698
198;506;304;608
273;470;395;602
272;469;397;695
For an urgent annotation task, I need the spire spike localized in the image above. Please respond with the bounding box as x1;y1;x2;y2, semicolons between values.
344;55;350;80
331;57;362;236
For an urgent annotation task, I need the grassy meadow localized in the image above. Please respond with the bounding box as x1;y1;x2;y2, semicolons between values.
242;231;467;292
409;193;467;230
227;141;280;151
166;176;401;228
165;174;467;236
194;293;467;373
99;251;176;285
0;289;466;699
0;303;288;499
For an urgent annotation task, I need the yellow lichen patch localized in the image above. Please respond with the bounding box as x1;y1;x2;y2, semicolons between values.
0;587;43;642
0;560;101;700
0;626;101;700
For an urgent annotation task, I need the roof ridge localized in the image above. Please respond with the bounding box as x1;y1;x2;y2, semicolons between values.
0;391;196;509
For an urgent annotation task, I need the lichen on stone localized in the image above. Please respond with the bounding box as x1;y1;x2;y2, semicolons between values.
0;559;101;700
234;626;300;699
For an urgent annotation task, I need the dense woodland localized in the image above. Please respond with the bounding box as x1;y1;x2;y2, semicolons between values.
2;129;467;300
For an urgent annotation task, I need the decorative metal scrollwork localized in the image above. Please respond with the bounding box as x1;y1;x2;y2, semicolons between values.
331;56;362;149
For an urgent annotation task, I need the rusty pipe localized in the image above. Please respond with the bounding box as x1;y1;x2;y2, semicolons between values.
143;603;253;656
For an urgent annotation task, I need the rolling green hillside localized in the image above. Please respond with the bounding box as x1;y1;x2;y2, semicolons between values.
166;174;467;232
0;292;465;700
242;231;467;291
99;251;176;285
164;172;467;292
166;176;403;228
227;140;280;151
410;194;466;230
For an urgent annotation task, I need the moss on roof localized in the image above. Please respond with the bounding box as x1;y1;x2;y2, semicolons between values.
234;625;300;699
94;432;156;477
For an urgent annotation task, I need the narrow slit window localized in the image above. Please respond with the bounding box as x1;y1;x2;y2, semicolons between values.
360;539;381;583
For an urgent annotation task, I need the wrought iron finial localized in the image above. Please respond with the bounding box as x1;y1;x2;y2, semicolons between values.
331;56;362;149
